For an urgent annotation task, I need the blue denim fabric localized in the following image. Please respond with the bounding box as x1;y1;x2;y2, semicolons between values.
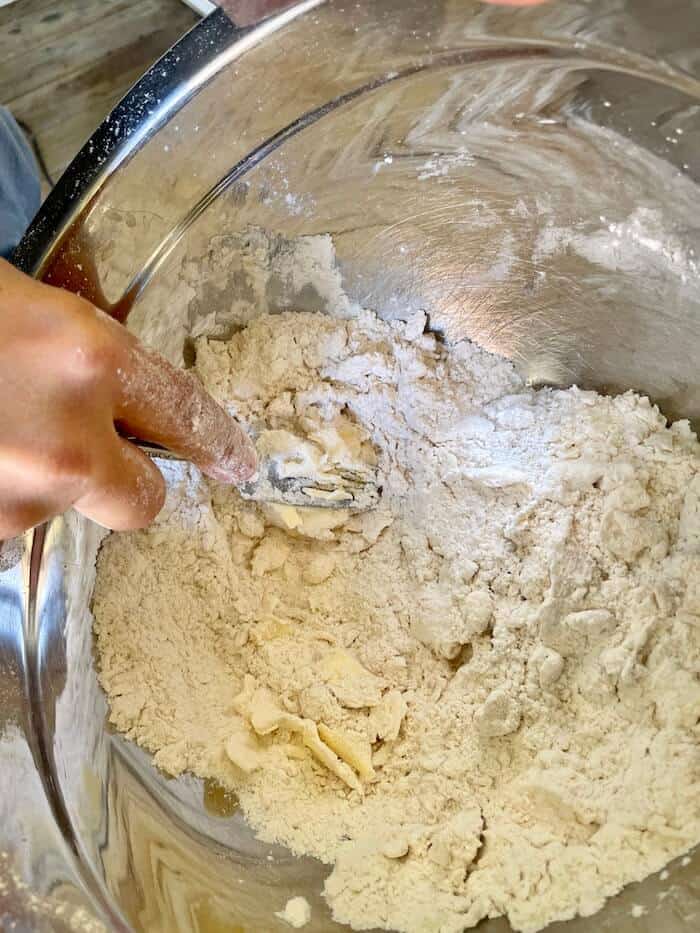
0;107;41;259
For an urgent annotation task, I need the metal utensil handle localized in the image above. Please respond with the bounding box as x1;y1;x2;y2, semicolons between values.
127;439;185;462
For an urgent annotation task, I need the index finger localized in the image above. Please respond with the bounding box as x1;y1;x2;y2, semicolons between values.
114;340;257;485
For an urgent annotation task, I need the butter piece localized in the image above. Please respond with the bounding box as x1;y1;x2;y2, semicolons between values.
247;687;361;791
369;689;407;743
318;723;375;781
225;724;265;774
318;649;383;708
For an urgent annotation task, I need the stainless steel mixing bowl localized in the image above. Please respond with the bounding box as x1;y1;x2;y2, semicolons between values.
2;1;700;930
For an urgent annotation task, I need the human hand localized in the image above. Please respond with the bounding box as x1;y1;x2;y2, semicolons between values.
0;258;256;537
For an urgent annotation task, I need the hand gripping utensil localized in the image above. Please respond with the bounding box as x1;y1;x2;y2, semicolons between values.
133;439;381;512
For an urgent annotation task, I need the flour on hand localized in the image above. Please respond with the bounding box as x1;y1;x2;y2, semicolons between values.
93;307;700;933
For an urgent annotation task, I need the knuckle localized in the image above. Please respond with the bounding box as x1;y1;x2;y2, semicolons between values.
69;332;117;383
43;444;93;487
59;298;126;385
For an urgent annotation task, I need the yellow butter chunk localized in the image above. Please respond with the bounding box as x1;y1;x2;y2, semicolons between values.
267;503;303;530
249;687;286;735
299;720;362;792
225;724;265;774
318;723;375;781
318;649;383;709
369;689;407;743
247;687;361;791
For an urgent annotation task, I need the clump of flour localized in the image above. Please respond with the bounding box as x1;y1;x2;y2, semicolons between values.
276;896;312;928
93;306;700;933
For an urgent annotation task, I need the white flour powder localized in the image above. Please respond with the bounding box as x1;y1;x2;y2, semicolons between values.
93;307;700;933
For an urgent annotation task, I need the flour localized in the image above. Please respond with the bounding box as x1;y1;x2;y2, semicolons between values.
276;896;312;928
0;852;106;933
93;307;700;933
534;206;699;284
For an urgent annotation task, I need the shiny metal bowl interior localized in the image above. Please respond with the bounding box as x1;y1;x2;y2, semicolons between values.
2;1;700;930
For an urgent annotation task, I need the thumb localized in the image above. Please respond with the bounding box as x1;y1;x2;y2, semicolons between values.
74;434;166;531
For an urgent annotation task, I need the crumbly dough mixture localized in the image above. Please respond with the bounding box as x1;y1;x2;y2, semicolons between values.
93;308;700;933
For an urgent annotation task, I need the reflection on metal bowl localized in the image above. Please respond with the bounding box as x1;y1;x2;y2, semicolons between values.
2;1;700;930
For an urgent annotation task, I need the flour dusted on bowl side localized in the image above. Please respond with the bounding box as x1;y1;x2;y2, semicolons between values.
92;306;700;933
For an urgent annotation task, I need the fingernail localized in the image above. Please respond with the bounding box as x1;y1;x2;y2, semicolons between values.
210;425;258;485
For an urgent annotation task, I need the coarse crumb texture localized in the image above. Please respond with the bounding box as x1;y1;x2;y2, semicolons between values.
93;308;700;933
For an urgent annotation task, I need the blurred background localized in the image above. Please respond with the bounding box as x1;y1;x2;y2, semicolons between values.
0;0;199;193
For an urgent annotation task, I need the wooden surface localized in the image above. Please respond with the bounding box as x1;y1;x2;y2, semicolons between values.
0;0;198;184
